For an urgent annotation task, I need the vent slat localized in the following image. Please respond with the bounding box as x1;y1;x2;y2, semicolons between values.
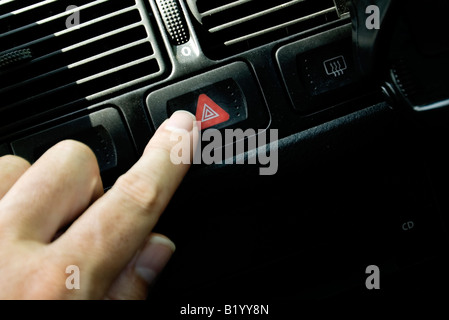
209;0;306;33
0;11;143;90
0;0;135;52
224;7;336;46
189;0;342;58
0;0;166;129
61;22;142;53
1;42;154;102
2;55;158;108
77;56;156;84
0;40;152;97
0;0;109;36
0;1;40;15
0;0;58;19
3;57;160;114
0;8;138;58
200;0;253;17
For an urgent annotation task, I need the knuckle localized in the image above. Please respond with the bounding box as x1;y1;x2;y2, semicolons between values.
114;171;160;211
147;131;177;154
0;154;31;170
150;126;193;154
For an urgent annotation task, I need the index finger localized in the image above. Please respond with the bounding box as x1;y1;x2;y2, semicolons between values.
54;111;198;295
0;155;30;200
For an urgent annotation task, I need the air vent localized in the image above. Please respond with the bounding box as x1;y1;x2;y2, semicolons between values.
187;0;344;59
0;0;167;129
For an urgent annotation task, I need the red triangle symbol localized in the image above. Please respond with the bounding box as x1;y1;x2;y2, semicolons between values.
195;94;230;130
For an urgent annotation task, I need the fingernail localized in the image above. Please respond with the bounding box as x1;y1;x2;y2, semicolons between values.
165;111;196;133
135;235;176;284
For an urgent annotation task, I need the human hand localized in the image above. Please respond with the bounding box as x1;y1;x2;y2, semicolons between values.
0;111;198;299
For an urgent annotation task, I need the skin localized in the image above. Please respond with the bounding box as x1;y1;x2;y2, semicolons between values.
0;111;198;300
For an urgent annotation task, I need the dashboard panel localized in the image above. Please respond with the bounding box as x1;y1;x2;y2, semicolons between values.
1;0;449;306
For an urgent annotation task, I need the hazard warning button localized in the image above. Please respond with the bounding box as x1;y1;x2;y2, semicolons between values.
196;94;230;129
167;79;248;130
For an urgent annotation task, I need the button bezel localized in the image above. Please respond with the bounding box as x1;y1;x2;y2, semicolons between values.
276;24;369;115
146;61;270;132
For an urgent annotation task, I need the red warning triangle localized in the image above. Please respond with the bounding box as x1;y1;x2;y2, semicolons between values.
195;94;230;130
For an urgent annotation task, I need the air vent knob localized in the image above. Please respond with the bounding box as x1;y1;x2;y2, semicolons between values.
155;0;190;45
0;49;33;71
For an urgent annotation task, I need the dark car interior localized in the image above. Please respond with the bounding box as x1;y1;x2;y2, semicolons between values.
1;0;449;305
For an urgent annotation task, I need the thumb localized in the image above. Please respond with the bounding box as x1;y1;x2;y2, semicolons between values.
104;234;176;300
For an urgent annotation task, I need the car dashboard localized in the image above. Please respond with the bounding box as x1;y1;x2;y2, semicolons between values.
1;0;449;306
